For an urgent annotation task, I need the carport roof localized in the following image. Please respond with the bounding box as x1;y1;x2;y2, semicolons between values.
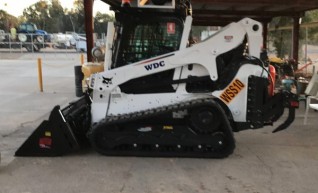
101;0;318;25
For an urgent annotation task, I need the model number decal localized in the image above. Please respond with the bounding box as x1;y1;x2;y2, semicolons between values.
144;61;165;71
219;79;245;104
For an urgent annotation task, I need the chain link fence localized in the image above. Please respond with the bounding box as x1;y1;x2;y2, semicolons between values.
0;32;106;54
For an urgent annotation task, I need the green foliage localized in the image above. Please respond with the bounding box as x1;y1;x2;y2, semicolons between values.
69;0;85;33
269;17;293;58
94;12;115;34
0;10;9;30
304;10;318;44
22;1;50;30
0;10;19;31
48;0;65;32
13;0;114;34
191;26;206;40
269;10;318;58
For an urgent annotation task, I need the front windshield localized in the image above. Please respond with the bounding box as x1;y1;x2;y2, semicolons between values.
26;24;35;31
113;17;183;67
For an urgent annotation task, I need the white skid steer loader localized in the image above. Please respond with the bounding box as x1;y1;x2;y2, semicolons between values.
16;0;298;158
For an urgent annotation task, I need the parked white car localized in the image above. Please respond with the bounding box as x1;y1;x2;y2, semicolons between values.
51;32;86;52
0;30;5;42
73;34;87;52
52;33;76;49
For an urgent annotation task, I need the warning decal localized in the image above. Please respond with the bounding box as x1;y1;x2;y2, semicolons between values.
167;22;175;34
219;79;245;104
39;137;52;149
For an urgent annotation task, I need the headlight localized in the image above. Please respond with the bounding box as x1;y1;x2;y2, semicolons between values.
89;74;96;89
91;47;105;61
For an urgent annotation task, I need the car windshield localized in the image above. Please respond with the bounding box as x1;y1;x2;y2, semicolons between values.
20;23;37;32
32;24;38;30
26;25;35;31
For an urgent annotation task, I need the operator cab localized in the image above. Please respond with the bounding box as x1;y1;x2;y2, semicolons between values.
110;0;191;68
110;2;190;93
111;14;184;68
112;12;186;93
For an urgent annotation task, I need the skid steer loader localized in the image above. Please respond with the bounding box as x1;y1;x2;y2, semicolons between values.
16;0;298;158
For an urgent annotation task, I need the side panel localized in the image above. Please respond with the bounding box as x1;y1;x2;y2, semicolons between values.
107;93;210;116
212;64;265;122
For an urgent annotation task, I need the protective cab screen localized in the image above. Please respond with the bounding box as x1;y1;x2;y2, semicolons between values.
114;17;183;67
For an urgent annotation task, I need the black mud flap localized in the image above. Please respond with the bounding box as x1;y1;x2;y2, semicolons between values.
272;92;298;133
15;95;91;157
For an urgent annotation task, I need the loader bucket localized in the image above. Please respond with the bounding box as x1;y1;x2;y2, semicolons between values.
15;95;91;157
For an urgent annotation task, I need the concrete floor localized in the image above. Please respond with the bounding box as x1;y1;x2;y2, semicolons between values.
1;52;318;193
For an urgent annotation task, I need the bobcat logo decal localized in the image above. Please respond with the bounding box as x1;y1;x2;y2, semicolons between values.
102;76;113;85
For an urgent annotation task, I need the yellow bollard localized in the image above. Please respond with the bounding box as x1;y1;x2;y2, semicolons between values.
80;54;85;65
37;58;43;92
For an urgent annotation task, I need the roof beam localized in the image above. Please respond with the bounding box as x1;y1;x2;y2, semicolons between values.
192;0;318;7
193;16;272;26
192;9;303;17
100;0;121;9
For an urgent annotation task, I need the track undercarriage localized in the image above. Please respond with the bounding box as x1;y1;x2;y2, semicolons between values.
89;98;235;158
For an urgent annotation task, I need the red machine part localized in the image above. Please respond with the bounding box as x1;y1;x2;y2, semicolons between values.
268;65;276;96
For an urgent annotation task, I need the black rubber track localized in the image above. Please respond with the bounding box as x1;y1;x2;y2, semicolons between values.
88;98;236;158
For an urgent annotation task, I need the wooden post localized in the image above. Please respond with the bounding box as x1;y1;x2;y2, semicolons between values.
262;22;268;50
292;16;300;69
84;0;94;62
81;53;85;65
37;58;43;92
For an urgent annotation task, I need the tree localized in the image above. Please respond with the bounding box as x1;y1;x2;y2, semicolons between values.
304;10;318;44
0;10;9;30
70;0;85;33
22;1;50;30
268;10;318;59
0;10;19;31
269;17;293;58
22;0;71;33
94;12;115;34
48;0;65;32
